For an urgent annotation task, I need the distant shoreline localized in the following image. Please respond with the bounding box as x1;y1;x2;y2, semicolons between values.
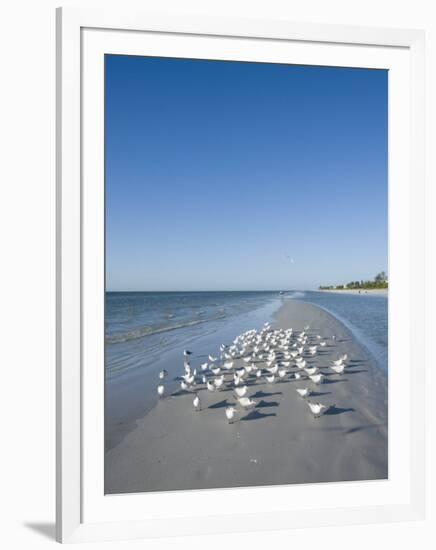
319;288;388;296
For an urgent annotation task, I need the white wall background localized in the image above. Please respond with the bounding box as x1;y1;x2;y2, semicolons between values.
0;0;433;548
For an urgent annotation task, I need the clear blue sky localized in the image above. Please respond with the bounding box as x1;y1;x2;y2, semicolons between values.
105;55;387;291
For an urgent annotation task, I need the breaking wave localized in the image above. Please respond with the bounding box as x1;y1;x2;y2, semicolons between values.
106;315;225;344
287;291;306;299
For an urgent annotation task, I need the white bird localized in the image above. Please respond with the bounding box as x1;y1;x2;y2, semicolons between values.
236;368;246;378
237;396;258;409
256;370;262;378
304;367;318;376
294;372;302;380
159;369;168;380
331;364;346;374
267;365;279;375
206;381;215;392
184;350;192;357
208;354;218;362
243;356;252;363
265;374;276;384
200;362;209;371
296;388;311;399
223;361;234;370
278;368;287;380
309;373;324;384
214;376;225;390
157;384;165;398
183;373;195;385
225;406;236;424
320;341;327;347
341;354;348;361
211;367;221;375
201;375;207;384
180;381;190;391
307;401;327;418
332;358;344;367
234;385;248;397
193;393;201;411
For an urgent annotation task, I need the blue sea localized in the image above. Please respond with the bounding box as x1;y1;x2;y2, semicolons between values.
105;290;388;449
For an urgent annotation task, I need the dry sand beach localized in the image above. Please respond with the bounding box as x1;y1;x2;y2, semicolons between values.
105;299;388;494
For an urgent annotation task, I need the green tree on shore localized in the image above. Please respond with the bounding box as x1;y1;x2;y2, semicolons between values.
319;272;388;290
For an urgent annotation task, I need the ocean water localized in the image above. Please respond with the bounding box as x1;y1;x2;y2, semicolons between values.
289;291;388;373
105;291;282;378
105;290;388;449
105;291;282;449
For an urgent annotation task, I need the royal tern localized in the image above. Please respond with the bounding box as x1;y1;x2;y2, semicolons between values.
225;406;236;423
237;396;258;409
304;367;318;376
309;373;324;384
331;364;346;374
296;388;311;398
307;401;327;418
193;393;201;411
234;385;248;397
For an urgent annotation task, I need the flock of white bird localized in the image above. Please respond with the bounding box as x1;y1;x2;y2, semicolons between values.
157;322;349;423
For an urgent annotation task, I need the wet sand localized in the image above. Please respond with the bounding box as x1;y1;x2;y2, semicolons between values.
105;299;388;494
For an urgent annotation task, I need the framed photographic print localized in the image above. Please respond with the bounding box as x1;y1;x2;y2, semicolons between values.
56;7;425;543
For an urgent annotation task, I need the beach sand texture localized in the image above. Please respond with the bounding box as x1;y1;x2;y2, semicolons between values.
105;299;388;494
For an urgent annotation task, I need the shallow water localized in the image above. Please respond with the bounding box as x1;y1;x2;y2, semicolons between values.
105;291;282;449
288;290;388;373
105;291;281;378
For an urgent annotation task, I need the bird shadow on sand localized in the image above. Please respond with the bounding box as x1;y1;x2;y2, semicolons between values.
345;369;368;375
171;389;193;397
256;400;279;409
345;424;383;434
349;359;367;365
325;405;355;415
252;390;282;398
208;399;234;409
240;410;277;421
310;391;331;397
323;378;349;384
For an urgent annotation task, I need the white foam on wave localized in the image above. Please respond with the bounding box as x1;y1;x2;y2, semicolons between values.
287;291;306;299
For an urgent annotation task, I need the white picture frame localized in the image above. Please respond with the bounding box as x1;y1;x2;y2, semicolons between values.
56;6;426;544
